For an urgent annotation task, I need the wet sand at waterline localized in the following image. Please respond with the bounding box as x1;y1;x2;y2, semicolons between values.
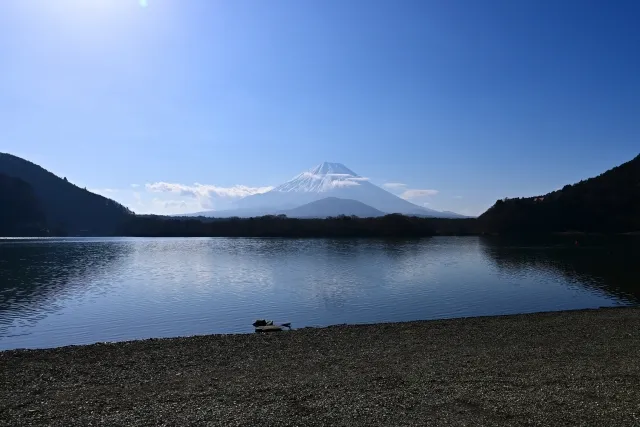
1;307;639;426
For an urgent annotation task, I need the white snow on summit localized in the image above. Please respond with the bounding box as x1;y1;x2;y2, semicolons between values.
274;162;367;193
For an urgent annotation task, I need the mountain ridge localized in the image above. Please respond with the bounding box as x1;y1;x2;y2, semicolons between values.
480;153;640;233
0;153;133;235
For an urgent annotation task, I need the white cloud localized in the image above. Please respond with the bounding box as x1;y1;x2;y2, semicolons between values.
295;173;368;189
400;189;439;200
453;195;463;199
331;180;360;188
145;182;273;199
131;184;140;188
163;200;188;209
139;198;199;215
300;172;322;180
136;181;274;214
383;182;407;190
299;172;369;182
384;183;438;202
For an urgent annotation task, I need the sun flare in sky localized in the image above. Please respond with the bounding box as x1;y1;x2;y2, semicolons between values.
7;0;162;57
24;0;148;30
41;0;144;14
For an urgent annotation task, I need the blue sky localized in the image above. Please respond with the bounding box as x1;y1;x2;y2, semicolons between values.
1;0;638;216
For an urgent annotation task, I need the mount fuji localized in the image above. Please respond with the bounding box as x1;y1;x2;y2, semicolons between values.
189;162;464;218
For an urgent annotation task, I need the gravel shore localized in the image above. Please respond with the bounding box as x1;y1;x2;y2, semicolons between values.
2;307;640;426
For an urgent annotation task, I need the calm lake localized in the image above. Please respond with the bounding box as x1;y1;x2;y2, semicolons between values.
1;236;638;350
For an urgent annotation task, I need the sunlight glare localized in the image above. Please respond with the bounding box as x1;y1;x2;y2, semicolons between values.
27;0;149;47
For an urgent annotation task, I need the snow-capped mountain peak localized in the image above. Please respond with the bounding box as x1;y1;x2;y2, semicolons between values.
274;162;365;193
187;161;465;218
308;162;357;176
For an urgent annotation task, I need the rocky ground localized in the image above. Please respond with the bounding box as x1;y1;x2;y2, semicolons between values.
1;307;640;426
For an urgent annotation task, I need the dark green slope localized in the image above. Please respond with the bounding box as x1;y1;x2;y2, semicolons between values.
0;173;47;236
0;153;132;235
480;154;640;233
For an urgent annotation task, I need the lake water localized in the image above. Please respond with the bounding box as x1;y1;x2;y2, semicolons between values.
0;236;638;350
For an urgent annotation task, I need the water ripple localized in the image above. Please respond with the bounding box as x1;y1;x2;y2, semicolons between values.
0;236;638;350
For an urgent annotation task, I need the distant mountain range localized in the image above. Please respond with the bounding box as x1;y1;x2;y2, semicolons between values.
188;162;466;219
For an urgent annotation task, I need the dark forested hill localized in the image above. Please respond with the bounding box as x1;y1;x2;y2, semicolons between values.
0;153;132;235
480;154;640;233
0;173;47;236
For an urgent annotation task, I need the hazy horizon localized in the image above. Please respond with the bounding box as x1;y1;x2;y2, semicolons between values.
2;1;639;216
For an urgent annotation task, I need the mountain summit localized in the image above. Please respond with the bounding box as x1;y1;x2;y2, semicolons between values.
194;162;464;218
273;162;366;193
308;161;357;176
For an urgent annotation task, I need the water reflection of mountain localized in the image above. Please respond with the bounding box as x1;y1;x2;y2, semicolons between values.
479;236;640;304
0;239;132;333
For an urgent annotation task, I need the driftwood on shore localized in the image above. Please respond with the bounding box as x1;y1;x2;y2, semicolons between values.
253;319;292;332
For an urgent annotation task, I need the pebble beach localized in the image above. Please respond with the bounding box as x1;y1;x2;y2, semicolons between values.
1;307;639;426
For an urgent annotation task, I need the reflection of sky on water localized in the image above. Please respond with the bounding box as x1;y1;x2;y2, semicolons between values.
1;236;637;350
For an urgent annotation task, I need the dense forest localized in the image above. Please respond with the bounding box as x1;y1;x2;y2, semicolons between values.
0;173;47;236
0;153;133;235
120;214;480;238
480;154;640;233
